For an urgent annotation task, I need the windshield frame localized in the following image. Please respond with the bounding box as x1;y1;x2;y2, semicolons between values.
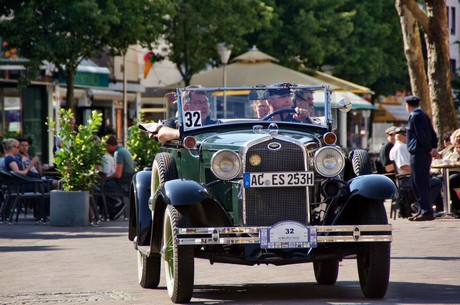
175;84;333;134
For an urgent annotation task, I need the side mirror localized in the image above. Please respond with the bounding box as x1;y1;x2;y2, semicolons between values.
337;98;352;113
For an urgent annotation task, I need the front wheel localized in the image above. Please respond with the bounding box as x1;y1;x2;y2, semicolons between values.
163;205;194;303
357;201;390;298
137;251;161;288
313;260;339;285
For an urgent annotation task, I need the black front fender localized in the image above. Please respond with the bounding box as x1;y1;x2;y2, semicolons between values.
158;179;213;206
348;174;396;200
129;168;152;244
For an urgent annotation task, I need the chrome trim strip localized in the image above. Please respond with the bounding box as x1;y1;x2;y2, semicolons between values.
176;224;392;245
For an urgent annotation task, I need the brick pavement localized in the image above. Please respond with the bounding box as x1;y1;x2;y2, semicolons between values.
1;201;460;304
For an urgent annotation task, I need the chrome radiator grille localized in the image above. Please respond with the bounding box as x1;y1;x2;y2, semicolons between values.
243;139;308;226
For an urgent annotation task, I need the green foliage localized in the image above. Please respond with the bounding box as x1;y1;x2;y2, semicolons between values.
0;0;168;109
163;0;273;84
127;118;160;171
48;109;105;191
245;0;408;96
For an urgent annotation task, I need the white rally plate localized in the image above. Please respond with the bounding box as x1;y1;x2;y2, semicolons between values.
260;221;318;249
243;171;314;188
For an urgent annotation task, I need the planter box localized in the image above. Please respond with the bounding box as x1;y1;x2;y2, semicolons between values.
50;190;90;227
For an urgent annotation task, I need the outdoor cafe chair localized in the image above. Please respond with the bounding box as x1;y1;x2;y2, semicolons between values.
0;170;14;223
101;173;134;221
7;171;50;225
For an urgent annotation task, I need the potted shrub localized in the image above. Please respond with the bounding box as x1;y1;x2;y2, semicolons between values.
127;116;160;171
48;109;105;226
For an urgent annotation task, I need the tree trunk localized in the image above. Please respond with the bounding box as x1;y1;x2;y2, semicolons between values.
395;0;430;114
399;0;458;148
65;69;77;115
425;0;457;144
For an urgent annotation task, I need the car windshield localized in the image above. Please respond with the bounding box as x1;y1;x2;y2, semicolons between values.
175;85;338;131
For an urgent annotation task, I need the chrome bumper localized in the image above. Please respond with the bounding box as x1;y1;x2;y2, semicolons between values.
176;224;392;246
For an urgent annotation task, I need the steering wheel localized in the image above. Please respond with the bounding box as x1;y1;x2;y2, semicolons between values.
262;108;297;121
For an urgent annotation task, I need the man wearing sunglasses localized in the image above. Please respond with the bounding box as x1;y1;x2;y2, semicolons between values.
267;83;313;123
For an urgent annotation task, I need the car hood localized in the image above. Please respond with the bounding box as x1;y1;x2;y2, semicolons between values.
197;130;320;151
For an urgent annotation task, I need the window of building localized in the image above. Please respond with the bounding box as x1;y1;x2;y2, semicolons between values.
451;59;457;77
452;6;456;35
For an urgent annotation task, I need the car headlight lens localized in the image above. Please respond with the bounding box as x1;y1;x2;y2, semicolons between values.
314;147;345;177
211;149;241;180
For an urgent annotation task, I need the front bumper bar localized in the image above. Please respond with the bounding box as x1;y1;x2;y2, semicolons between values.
176;224;392;246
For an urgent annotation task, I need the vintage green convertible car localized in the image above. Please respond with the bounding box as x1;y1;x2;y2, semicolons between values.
128;84;396;303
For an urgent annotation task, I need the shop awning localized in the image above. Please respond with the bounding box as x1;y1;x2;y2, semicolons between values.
88;89;136;102
373;104;409;122
313;91;376;110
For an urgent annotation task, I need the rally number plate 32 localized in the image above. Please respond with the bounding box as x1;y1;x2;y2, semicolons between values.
243;171;314;188
260;221;318;249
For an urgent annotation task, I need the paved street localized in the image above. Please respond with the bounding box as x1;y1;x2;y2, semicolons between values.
1;202;460;305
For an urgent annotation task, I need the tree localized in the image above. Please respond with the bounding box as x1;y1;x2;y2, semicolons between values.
162;0;273;85
398;0;457;145
330;1;409;95
247;0;354;70
246;0;408;97
395;0;430;113
0;0;168;113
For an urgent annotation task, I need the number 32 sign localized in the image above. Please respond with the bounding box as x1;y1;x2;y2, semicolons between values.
183;111;202;129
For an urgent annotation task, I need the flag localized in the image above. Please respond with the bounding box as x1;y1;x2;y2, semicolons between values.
144;51;157;79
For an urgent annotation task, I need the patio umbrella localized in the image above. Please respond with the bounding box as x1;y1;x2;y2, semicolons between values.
187;47;340;89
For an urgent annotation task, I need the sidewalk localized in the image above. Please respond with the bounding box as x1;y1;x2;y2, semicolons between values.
1;201;460;305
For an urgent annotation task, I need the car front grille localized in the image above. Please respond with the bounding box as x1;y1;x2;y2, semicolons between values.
243;138;308;226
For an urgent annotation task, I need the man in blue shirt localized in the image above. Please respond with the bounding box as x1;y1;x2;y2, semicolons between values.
405;95;440;221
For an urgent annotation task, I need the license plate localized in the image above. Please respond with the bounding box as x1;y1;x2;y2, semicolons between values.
243;171;313;188
260;221;317;249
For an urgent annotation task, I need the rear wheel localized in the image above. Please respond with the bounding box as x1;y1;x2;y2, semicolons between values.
163;205;194;303
136;155;178;288
313;260;339;285
137;252;161;288
357;200;391;298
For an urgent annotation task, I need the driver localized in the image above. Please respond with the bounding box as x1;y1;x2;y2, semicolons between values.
266;84;311;122
157;86;219;143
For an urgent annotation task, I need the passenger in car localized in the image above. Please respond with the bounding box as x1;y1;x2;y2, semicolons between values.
252;99;270;118
293;88;315;123
157;86;219;143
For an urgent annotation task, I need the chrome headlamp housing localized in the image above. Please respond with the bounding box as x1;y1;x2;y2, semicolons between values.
314;146;345;178
211;149;241;180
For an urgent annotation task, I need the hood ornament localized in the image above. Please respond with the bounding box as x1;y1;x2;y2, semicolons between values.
268;123;279;135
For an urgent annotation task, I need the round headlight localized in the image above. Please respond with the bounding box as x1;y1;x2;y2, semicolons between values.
314;147;345;177
211;149;241;180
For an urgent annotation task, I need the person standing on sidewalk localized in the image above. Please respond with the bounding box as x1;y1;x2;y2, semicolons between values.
405;95;440;221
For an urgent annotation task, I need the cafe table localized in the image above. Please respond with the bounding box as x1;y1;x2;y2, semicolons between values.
431;161;460;218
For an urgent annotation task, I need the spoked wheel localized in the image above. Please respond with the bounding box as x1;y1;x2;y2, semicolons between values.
357;200;391;298
313;259;339;285
163;205;194;304
137;251;161;288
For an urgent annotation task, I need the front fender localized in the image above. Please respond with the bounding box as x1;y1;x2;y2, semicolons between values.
348;174;396;200
157;179;213;207
130;168;152;245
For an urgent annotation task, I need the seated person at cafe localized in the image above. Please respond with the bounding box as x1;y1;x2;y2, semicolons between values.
389;128;443;212
441;128;460;215
104;135;136;220
2;138;57;192
17;137;42;175
157;85;219;143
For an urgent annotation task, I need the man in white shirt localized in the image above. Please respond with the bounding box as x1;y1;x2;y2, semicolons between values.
389;128;411;176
